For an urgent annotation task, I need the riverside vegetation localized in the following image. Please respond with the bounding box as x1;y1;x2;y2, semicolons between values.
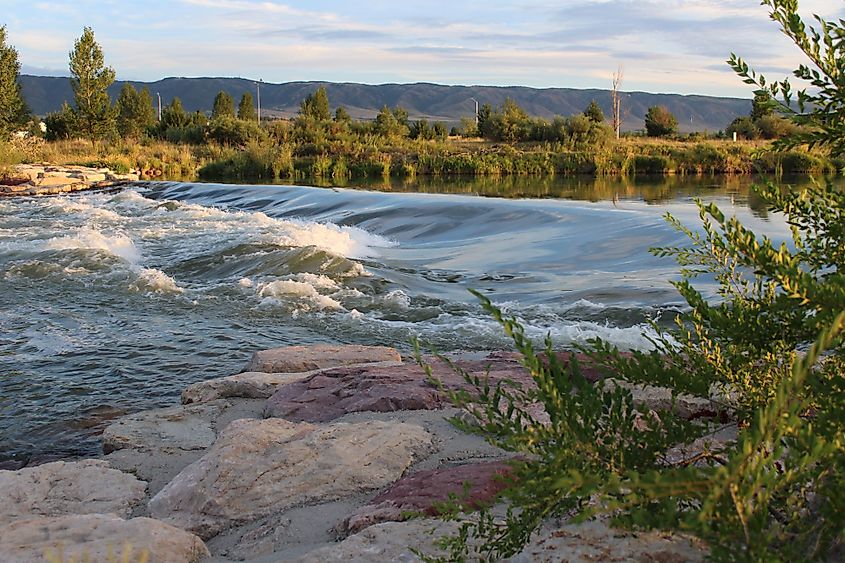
417;1;845;561
0;27;842;186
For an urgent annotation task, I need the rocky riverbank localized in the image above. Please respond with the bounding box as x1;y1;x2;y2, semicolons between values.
0;345;717;562
0;164;140;197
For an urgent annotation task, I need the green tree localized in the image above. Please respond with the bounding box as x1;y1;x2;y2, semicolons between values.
392;106;409;128
160;97;190;130
726;115;759;140
643;105;677;136
115;83;155;139
750;89;774;121
68;27;115;144
334;106;351;123
44;102;76;141
373;105;408;138
583;99;605;123
237;92;256;121
300;86;330;121
489;98;531;142
212;90;235;120
0;25;29;136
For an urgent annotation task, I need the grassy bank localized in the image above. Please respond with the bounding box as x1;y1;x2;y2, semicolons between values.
1;134;840;185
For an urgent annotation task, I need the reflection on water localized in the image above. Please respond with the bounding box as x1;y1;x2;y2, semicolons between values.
291;173;831;217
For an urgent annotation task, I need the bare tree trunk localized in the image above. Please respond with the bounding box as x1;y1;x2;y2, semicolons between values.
611;66;623;140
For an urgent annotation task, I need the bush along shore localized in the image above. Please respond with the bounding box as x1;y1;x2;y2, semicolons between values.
2;135;841;187
0;344;714;562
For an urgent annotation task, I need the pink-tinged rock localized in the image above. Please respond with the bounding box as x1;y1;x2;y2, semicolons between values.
148;418;432;539
342;460;516;536
263;354;539;422
0;514;209;563
243;344;401;373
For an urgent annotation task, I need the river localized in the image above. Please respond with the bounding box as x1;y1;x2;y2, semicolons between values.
0;175;811;464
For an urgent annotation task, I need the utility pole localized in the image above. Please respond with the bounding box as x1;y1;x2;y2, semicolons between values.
156;92;162;122
469;97;479;128
256;80;262;125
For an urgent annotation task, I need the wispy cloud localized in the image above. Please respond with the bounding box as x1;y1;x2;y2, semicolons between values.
7;0;843;97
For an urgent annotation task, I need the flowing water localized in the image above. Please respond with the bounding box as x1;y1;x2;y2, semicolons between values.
0;175;816;464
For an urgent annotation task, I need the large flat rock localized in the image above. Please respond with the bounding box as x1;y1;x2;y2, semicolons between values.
181;371;321;404
244;344;401;373
0;460;146;523
296;518;706;562
510;518;707;562
263;354;538;422
148;418;433;539
0;514;209;563
343;460;515;535
603;378;725;420
101;400;229;454
292;520;461;562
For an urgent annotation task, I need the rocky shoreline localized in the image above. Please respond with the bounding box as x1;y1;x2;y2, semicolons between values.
0;344;715;562
0;164;140;197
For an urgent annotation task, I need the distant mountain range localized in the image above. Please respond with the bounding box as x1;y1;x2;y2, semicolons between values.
19;75;751;133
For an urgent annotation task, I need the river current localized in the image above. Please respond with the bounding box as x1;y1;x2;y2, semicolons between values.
0;177;799;463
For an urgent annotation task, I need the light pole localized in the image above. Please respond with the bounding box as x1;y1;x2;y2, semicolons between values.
256;80;262;125
156;92;162;122
469;97;479;128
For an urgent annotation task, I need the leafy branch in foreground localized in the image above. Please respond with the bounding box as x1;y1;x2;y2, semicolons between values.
727;0;845;156
421;2;845;560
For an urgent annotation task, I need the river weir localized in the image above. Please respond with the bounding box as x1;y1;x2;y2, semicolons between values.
0;177;798;464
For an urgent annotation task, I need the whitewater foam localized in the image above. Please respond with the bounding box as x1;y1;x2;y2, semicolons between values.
44;227;141;263
131;268;184;294
257;279;344;311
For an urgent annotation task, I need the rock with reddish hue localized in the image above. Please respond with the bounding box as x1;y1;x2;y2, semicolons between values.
181;371;318;404
148;418;432;539
263;355;537;422
243;344;401;373
101;401;229;454
0;460;146;523
0;514;209;563
342;460;515;535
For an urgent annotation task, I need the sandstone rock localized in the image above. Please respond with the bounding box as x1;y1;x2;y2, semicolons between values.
35;176;74;187
263;355;537;422
664;424;738;466
297;518;706;562
181;371;315;404
0;459;146;522
149;418;433;539
0;514;209;563
81;172;107;183
102;401;229;454
510;518;707;562
603;378;724;419
291;519;461;562
228;518;292;560
342;460;515;535
243;344;401;373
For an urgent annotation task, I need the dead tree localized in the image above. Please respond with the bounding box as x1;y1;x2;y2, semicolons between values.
611;66;623;139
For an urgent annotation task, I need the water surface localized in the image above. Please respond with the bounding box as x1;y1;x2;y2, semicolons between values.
0;175;815;463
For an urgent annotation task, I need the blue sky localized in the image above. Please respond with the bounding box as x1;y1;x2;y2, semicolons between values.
5;0;841;97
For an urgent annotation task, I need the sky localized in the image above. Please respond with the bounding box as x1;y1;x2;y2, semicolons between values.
4;0;842;98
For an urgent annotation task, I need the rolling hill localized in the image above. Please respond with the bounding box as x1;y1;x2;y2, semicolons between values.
19;75;750;133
